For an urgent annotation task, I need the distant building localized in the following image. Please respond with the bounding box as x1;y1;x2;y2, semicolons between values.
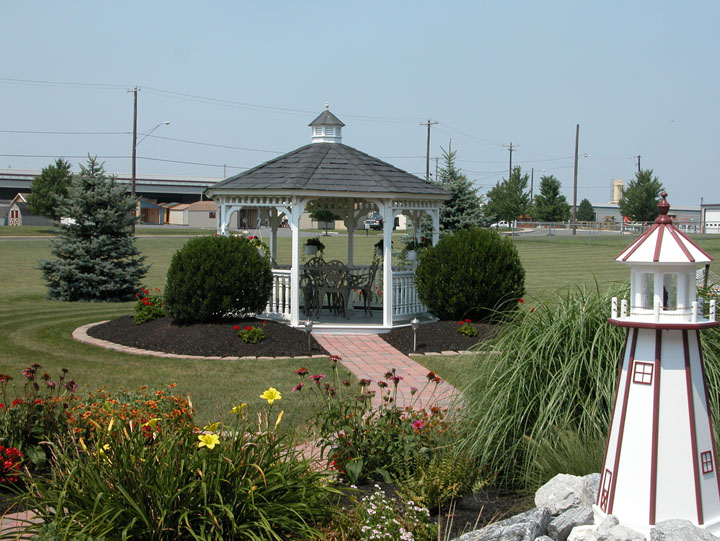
592;202;701;232
5;193;53;227
701;203;720;234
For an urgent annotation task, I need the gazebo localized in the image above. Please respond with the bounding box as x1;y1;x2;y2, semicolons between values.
205;105;451;330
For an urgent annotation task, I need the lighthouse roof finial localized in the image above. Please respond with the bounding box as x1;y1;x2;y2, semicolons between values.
655;191;671;224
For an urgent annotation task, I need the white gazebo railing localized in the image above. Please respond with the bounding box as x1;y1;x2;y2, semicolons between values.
261;267;428;323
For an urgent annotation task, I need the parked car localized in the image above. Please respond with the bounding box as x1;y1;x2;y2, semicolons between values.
364;214;383;230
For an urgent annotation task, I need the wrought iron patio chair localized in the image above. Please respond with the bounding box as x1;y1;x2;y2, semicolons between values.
315;260;352;318
349;257;381;315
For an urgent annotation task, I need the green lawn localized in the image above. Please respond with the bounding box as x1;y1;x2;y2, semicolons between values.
2;229;720;425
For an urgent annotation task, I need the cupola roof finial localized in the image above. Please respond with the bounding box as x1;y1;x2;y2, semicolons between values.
325;101;329;111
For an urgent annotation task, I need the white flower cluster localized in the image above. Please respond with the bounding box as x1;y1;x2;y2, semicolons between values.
355;485;432;540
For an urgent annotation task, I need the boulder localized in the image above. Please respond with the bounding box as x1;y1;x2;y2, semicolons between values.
651;519;719;541
535;474;595;515
583;473;601;502
567;515;646;541
548;506;594;541
453;507;552;541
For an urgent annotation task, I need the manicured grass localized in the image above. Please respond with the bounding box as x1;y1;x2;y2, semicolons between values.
2;230;720;427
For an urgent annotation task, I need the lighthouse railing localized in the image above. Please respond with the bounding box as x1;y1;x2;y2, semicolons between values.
612;297;717;323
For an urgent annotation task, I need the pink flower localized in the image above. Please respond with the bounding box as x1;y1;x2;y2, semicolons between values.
412;419;424;431
309;374;326;383
292;382;304;392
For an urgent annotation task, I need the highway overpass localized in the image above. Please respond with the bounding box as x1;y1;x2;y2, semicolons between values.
0;168;223;204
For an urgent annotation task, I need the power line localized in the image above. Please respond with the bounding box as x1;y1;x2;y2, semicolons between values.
0;129;129;135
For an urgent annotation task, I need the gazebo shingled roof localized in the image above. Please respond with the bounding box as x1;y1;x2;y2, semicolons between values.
209;142;449;196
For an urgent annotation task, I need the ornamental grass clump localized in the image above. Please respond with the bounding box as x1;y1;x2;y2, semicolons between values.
459;285;628;490
14;390;340;540
294;358;456;485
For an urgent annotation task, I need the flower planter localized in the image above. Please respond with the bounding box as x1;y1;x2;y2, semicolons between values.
257;248;266;258
305;245;318;256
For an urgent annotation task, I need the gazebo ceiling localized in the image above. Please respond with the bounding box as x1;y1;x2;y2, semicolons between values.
206;142;450;198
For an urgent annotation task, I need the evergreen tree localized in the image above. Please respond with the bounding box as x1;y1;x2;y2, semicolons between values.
577;198;596;221
40;156;147;301
484;166;531;224
618;169;664;222
533;175;570;222
27;158;74;220
434;145;484;230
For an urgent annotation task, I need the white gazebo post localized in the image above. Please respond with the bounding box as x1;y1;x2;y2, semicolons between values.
597;193;720;535
378;201;394;328
282;197;306;327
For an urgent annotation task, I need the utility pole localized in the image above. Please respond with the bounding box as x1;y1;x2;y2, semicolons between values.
420;119;438;181
503;142;517;179
572;124;579;236
635;155;641;173
128;87;140;233
435;157;439;182
530;168;534;203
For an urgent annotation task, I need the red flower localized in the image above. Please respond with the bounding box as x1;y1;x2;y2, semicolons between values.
464;318;472;323
296;367;308;376
233;325;240;331
244;326;253;331
530;307;536;313
519;298;525;303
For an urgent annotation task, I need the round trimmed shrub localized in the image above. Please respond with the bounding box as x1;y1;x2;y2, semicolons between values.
165;235;273;323
414;227;525;321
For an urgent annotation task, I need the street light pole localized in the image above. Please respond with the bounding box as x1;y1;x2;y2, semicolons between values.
572;124;579;236
129;87;139;198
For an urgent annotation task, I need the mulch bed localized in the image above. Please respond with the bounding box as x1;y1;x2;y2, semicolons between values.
87;316;495;358
87;316;330;357
380;320;495;355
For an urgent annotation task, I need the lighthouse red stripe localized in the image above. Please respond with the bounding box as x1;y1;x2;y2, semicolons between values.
696;333;720;499
683;330;704;524
619;224;659;261
675;227;713;260
653;225;665;262
608;328;638;514
667;226;696;262
598;329;630;507
649;329;662;525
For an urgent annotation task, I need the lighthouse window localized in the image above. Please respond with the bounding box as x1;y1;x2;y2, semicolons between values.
632;361;654;385
640;273;654;310
701;451;714;474
663;273;678;310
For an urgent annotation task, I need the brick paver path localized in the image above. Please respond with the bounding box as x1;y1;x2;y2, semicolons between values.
313;333;458;409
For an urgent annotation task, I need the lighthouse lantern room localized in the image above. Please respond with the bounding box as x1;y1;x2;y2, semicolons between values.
598;192;719;535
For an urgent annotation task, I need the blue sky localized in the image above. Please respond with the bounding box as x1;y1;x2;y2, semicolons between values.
2;1;718;207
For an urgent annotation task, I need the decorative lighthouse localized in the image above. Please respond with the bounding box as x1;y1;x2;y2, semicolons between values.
597;193;720;534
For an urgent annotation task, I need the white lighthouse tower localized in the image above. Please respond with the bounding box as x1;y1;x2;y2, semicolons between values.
597;192;720;534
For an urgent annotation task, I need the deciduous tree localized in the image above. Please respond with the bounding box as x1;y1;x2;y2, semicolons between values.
27;158;73;220
618;169;664;222
40;156;147;301
533;175;570;222
484;166;531;225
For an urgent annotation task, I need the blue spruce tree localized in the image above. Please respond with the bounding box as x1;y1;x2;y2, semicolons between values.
40;156;148;301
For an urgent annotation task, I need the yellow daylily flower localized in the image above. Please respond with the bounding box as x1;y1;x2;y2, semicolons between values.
203;421;221;433
259;387;282;405
142;418;160;429
274;410;284;429
98;443;111;462
198;433;220;450
229;403;247;415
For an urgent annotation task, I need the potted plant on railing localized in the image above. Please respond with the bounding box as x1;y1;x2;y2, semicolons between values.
305;237;325;256
246;235;270;258
403;236;431;261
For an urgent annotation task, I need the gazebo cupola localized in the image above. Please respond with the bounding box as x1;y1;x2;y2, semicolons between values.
611;192;715;325
309;102;344;144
